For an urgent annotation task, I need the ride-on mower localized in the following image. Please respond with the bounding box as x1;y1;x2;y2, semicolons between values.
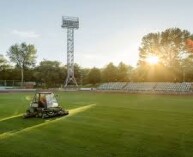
23;91;69;119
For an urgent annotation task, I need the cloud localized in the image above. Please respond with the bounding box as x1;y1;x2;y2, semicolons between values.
11;30;40;38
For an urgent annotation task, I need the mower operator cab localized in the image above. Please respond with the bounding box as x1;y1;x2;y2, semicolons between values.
31;92;59;109
23;91;69;119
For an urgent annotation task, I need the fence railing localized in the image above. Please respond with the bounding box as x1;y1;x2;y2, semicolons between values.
0;80;36;89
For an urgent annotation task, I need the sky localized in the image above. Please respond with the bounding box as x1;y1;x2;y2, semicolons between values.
0;0;193;68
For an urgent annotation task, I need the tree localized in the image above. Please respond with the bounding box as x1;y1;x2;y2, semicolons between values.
101;62;118;82
0;54;9;71
7;43;37;86
138;28;193;81
117;62;133;82
186;38;193;53
87;67;101;85
180;56;193;81
80;68;90;86
0;54;11;81
34;60;63;88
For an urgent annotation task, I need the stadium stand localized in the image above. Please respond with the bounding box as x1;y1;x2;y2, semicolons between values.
98;82;127;90
123;82;155;91
154;82;192;93
98;82;192;94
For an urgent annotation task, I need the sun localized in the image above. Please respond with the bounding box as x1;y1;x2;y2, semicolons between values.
146;56;159;64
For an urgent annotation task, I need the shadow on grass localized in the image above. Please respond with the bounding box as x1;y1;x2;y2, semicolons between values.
0;104;96;140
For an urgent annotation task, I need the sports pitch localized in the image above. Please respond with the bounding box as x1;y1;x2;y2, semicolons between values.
1;92;193;157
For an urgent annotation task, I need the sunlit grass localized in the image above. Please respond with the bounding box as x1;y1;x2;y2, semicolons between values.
0;114;23;122
0;104;95;140
1;92;193;157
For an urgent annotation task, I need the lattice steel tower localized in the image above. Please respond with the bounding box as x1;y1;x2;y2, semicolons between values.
61;16;79;87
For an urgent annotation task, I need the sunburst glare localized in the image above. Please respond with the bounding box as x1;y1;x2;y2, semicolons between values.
146;56;159;64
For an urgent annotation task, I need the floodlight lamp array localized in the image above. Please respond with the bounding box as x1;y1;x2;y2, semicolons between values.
61;16;79;29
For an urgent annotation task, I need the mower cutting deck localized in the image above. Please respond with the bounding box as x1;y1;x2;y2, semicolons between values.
23;91;69;119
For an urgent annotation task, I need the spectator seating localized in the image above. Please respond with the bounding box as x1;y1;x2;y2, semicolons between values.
98;82;127;90
154;82;191;92
98;82;192;93
123;82;155;91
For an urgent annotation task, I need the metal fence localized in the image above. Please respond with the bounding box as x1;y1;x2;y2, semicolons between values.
0;80;36;89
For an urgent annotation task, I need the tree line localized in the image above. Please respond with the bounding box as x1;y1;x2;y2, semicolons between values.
1;27;193;87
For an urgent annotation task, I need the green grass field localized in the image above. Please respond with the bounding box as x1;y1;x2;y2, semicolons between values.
1;92;193;157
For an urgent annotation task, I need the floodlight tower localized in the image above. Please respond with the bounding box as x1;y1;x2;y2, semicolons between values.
61;16;79;87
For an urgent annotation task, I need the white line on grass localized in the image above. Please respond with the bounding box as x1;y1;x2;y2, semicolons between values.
0;114;23;122
0;104;96;140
